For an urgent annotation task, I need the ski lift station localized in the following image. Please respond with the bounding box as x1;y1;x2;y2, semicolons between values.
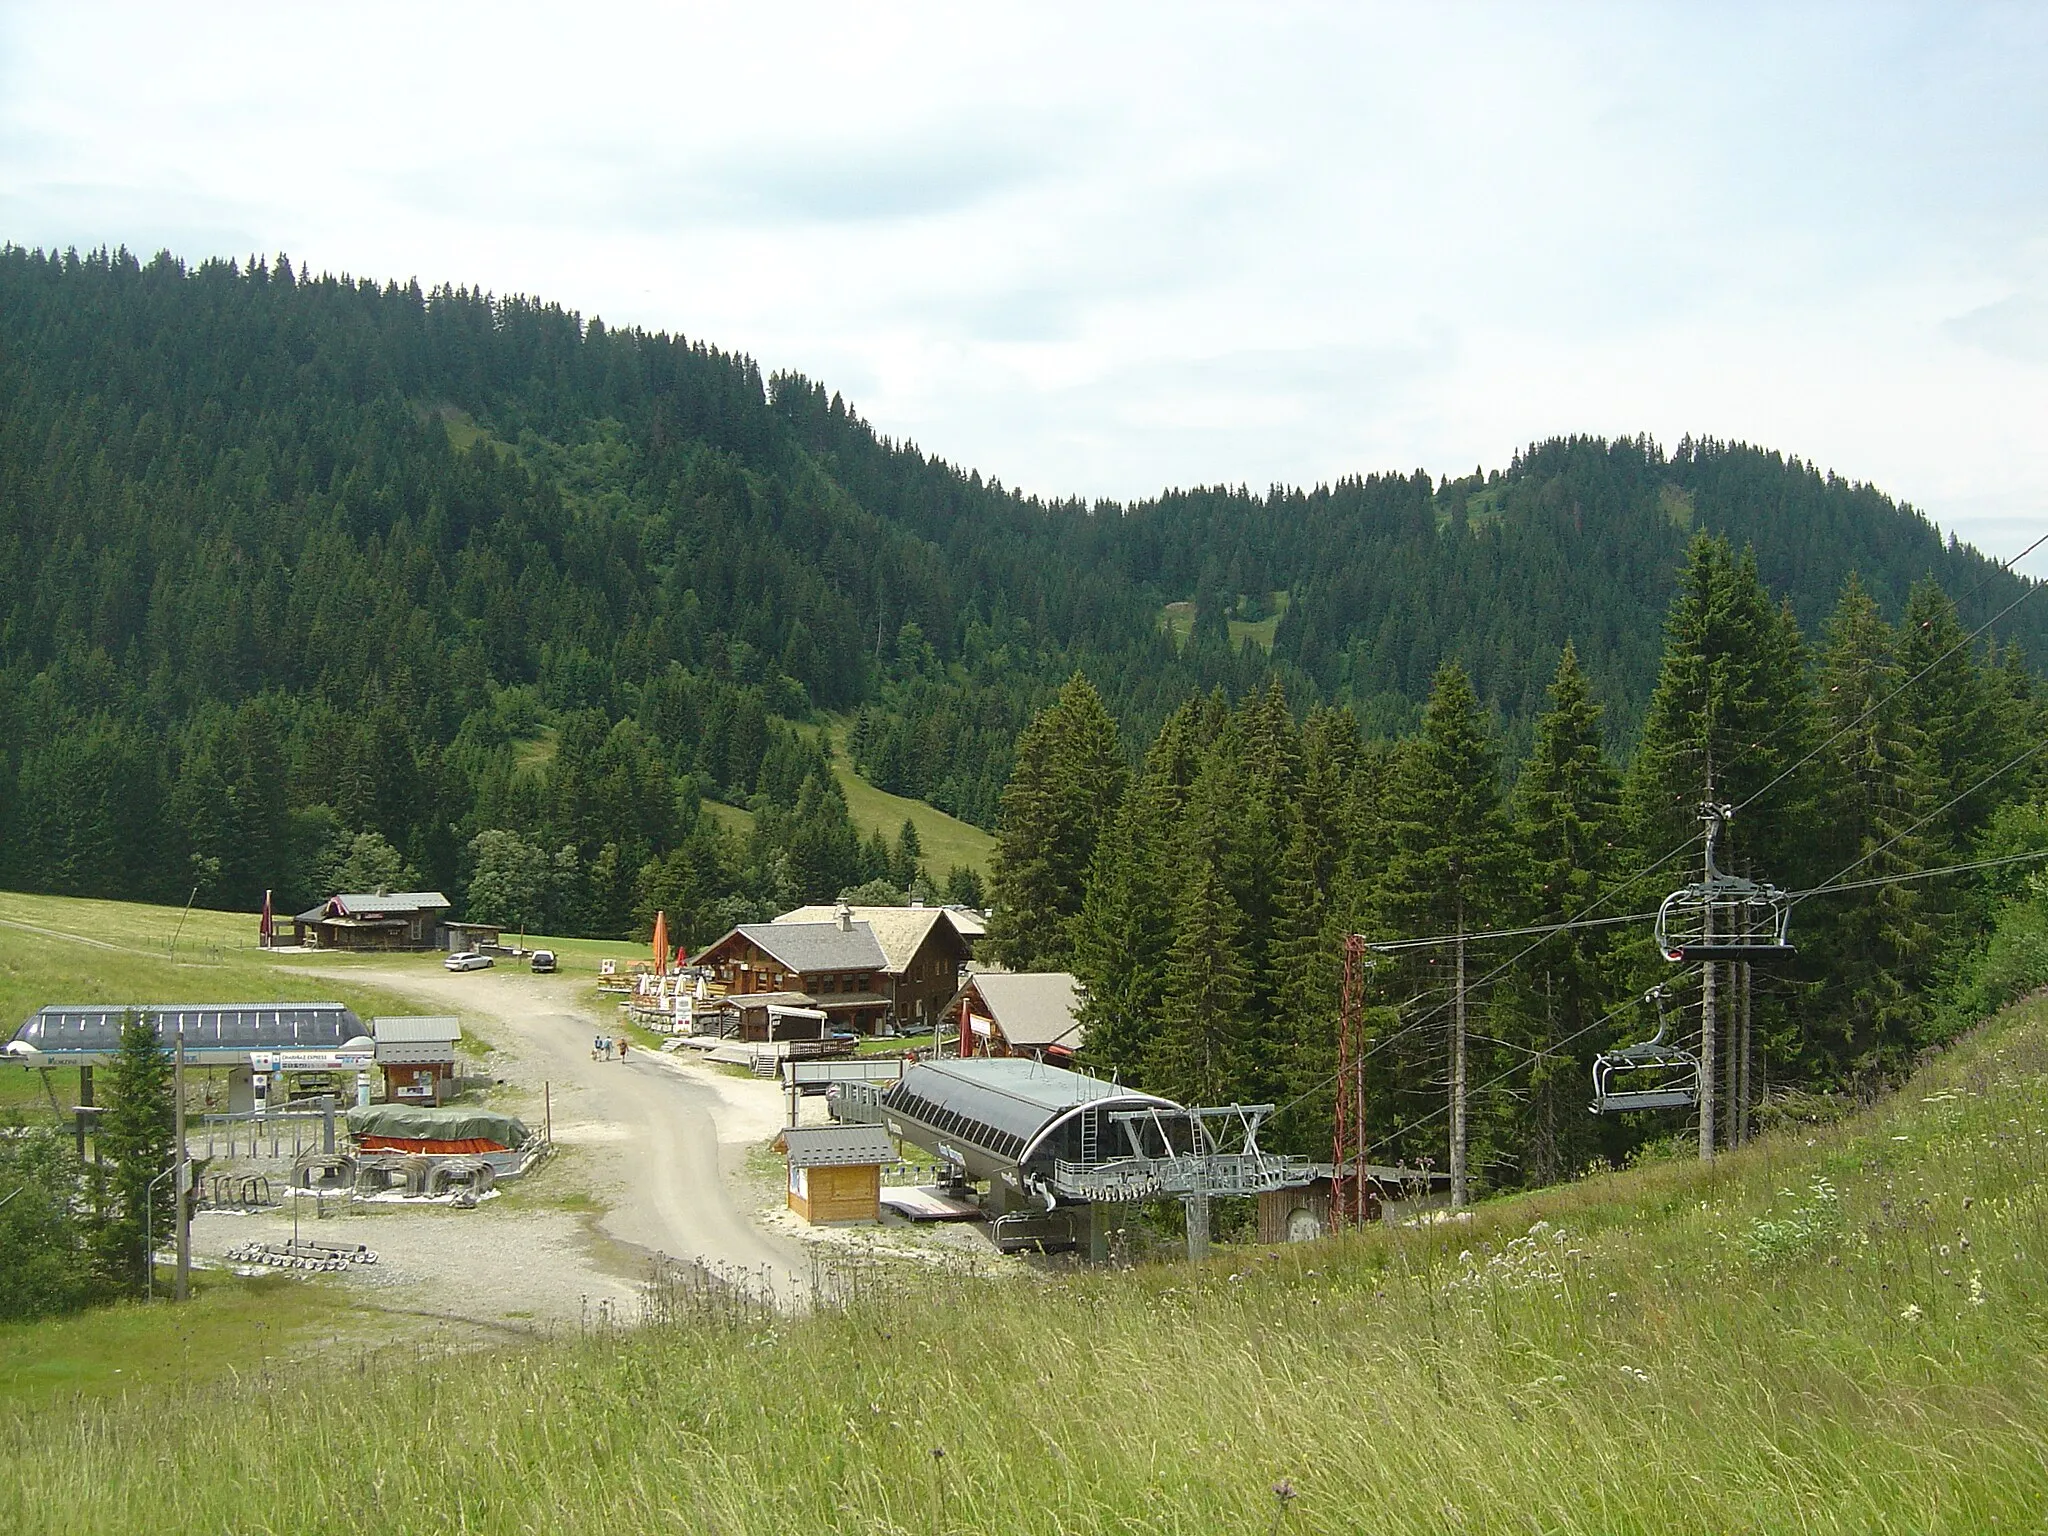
834;1056;1316;1258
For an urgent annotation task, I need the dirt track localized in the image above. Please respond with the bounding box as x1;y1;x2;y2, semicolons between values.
265;959;809;1319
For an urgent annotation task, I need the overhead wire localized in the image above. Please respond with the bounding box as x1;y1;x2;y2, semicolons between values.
1276;527;2047;1134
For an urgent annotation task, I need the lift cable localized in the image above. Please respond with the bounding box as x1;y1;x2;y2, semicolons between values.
1543;529;2048;941
1790;734;2048;910
1295;530;2047;1136
1284;836;2048;1130
1360;839;2048;1153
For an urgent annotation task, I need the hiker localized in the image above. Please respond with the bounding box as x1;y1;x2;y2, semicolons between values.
617;1038;629;1061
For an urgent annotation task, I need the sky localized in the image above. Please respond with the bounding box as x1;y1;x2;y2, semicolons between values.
4;2;2045;569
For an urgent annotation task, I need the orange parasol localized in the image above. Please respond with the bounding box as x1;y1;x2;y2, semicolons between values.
652;910;669;977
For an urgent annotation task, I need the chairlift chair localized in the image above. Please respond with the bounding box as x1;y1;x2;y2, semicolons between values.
1590;985;1701;1115
1653;802;1795;964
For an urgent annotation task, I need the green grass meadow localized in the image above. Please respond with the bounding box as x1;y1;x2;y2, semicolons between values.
817;719;997;880
0;891;644;1115
4;943;2046;1530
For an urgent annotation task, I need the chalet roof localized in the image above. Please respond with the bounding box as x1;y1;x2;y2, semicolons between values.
964;972;1083;1050
731;921;887;974
306;892;451;920
371;1015;463;1045
941;906;987;939
782;1124;898;1168
772;905;957;973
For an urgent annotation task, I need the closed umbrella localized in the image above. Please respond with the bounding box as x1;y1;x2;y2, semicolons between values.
652;910;669;977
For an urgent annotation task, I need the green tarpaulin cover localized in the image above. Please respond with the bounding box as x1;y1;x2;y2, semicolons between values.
345;1105;530;1145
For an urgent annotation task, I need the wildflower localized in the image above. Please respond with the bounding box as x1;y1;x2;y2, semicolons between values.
1939;1244;1952;1258
1969;1272;1987;1307
1900;1303;1924;1322
1272;1479;1298;1505
1528;1220;1551;1237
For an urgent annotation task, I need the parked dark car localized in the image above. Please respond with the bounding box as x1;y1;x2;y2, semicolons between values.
530;949;557;974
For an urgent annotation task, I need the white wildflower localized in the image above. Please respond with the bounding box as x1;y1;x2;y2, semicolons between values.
1900;1303;1924;1322
1968;1272;1987;1307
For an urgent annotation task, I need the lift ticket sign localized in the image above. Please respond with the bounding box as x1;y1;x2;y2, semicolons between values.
249;1048;375;1073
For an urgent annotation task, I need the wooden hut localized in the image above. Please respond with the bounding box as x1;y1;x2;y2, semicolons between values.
780;1124;896;1224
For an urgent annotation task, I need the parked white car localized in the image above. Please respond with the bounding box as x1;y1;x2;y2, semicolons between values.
529;949;558;974
443;951;494;972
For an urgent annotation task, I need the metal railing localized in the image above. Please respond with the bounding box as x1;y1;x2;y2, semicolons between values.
1050;1151;1315;1202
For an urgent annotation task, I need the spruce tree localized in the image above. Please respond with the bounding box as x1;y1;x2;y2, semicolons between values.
94;1012;174;1296
1511;643;1623;1181
1148;859;1253;1108
1071;702;1205;1081
1373;662;1522;1199
988;674;1127;970
1809;575;1942;1072
1898;579;1999;846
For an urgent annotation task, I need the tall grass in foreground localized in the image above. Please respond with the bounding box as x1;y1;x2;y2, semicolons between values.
6;1001;2048;1534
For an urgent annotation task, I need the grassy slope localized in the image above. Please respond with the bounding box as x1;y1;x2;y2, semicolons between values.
0;892;433;1114
701;798;757;836
0;892;644;1113
809;719;997;879
1161;590;1291;652
4;970;2046;1532
0;1272;371;1406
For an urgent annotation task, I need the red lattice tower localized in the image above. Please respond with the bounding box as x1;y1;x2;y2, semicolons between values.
1330;933;1370;1230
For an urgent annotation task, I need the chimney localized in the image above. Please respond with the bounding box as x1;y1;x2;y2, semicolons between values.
835;900;852;932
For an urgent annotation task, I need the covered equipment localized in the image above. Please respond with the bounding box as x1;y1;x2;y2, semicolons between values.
345;1104;530;1153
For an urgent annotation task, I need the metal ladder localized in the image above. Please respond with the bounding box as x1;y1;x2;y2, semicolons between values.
1078;1105;1100;1165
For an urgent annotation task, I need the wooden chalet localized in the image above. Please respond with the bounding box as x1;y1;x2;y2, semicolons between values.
293;891;452;951
770;901;972;1033
695;910;894;1035
949;972;1084;1061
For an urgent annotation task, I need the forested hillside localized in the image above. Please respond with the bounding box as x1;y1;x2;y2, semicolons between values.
1;243;2039;944
987;542;2048;1186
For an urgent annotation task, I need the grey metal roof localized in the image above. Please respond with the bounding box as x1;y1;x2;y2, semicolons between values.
736;921;887;974
327;892;451;916
12;1003;366;1055
782;1124;898;1167
773;906;957;973
966;972;1083;1049
371;1015;463;1045
882;1058;1176;1162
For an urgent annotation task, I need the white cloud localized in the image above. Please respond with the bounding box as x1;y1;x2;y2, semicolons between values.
3;1;2045;571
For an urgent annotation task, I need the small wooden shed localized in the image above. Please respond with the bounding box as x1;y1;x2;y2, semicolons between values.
781;1124;895;1225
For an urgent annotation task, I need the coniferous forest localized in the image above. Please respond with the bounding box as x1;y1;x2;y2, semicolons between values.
4;243;2048;1182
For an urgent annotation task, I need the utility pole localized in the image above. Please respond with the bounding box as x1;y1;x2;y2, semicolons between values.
1331;936;1370;1229
174;1020;190;1301
1450;915;1468;1208
1736;962;1753;1146
1698;798;1718;1162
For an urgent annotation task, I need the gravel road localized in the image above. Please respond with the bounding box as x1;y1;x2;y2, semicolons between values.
285;959;809;1317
